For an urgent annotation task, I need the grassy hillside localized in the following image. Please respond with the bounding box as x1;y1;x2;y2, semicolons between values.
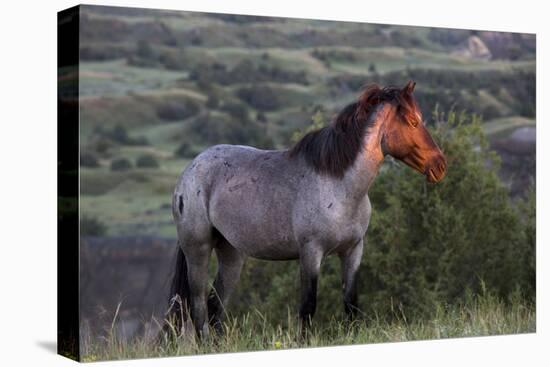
78;292;534;362
75;6;536;236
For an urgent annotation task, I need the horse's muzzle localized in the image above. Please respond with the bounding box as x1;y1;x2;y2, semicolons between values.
425;155;447;183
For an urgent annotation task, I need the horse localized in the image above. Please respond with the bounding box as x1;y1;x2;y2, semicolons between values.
162;81;447;339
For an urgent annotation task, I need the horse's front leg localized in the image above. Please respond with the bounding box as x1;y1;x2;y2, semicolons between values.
339;239;364;320
299;244;323;334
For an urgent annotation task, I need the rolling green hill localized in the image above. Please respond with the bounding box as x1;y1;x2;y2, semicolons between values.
73;5;536;236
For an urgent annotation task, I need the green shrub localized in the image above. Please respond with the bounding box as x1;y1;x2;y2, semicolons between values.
136;39;154;59
174;142;192;158
156;100;200;122
80;152;99;168
237;85;282;111
206;95;220;109
256;111;267;123
362;111;533;318
136;154;160;168
189;59;308;86
80;216;107;236
221;102;249;122
95;125;150;146
110;158;132;171
516;186;536;300
186;112;274;149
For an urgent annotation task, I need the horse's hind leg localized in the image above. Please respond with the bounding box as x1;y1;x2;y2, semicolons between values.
339;239;364;320
208;236;245;335
182;240;213;339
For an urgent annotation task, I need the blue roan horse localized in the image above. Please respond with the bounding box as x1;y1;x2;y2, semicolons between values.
163;81;447;339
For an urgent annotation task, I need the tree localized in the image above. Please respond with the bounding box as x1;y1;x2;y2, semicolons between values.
237;85;283;111
80;216;107;236
81;152;99;168
136;39;154;60
368;63;377;73
363;111;531;317
256;111;267;123
206;95;220;109
136;154;159;168
110;158;132;171
175;142;192;158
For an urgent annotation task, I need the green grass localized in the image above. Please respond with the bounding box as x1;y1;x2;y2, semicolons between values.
80;60;186;97
204;47;328;74
80;293;535;362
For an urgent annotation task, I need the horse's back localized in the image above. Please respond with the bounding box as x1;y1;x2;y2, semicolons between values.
174;144;302;258
177;144;291;189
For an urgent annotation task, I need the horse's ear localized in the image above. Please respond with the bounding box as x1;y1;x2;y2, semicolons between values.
402;80;416;95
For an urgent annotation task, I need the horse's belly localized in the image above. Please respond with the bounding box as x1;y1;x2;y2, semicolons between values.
210;194;299;260
243;241;300;261
216;221;300;260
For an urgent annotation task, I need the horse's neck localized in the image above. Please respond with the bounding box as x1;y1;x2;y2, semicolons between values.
341;104;388;200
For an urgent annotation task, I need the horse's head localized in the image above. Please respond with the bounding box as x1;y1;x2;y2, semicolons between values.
380;81;447;183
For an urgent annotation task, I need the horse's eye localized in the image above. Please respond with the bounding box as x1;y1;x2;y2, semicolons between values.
410;119;419;128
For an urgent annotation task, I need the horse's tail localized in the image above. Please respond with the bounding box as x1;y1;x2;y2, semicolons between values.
160;244;190;341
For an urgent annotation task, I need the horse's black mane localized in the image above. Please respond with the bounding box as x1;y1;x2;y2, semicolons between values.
288;85;411;178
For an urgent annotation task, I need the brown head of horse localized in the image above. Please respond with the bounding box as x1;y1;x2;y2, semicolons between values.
366;81;447;183
290;80;446;184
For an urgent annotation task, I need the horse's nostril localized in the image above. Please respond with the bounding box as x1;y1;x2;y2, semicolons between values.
437;156;447;171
